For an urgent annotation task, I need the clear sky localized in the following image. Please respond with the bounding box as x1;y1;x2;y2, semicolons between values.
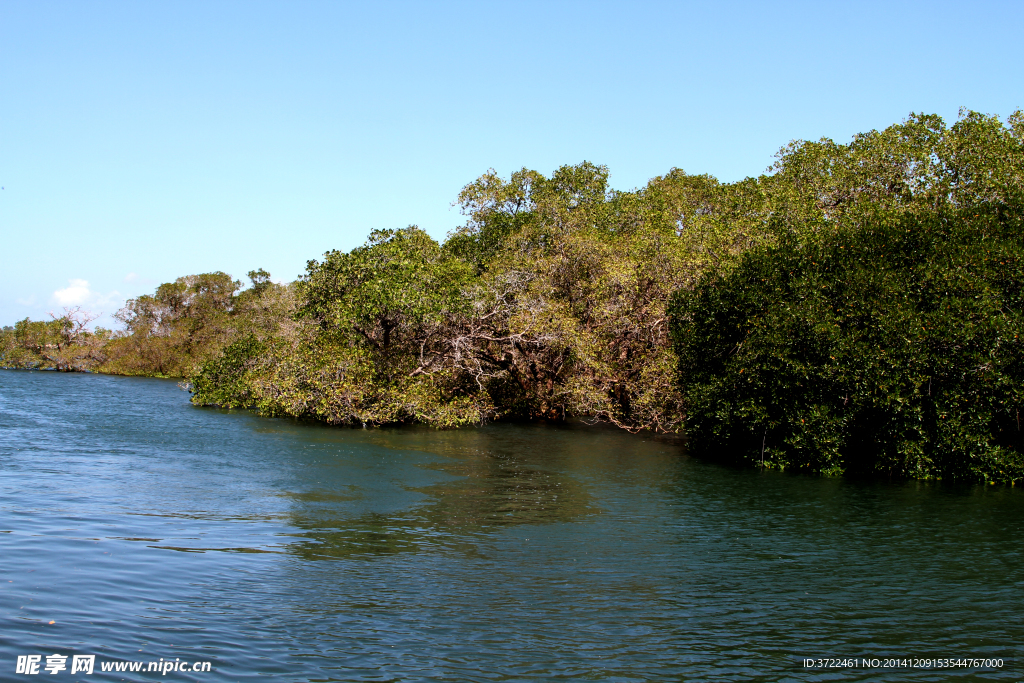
2;0;1022;327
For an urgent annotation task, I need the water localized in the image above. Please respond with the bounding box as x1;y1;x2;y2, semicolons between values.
1;370;1021;682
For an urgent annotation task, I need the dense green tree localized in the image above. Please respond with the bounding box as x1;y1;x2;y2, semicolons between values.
667;108;1024;482
8;108;1023;483
99;272;242;376
766;109;1024;234
438;161;762;429
190;228;490;426
670;207;1024;483
0;307;109;371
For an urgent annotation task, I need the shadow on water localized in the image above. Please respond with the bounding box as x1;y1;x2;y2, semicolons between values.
269;422;631;560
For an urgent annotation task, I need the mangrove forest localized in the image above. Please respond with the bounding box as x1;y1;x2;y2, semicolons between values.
3;109;1023;483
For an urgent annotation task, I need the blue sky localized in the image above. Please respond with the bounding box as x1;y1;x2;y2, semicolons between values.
2;0;1022;327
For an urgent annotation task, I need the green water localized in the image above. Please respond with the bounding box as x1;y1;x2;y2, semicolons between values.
0;370;1021;681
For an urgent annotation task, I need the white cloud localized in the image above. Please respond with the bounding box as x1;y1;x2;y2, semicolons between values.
51;279;123;312
124;272;138;282
53;279;92;306
16;295;37;306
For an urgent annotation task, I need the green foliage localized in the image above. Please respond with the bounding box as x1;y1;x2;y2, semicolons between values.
767;109;1024;234
95;270;296;378
186;333;268;408
0;318;68;369
247;268;272;296
667;108;1024;482
299;226;476;354
187;109;1024;444
439;161;756;430
188;174;748;430
190;228;492;427
99;271;242;377
0;268;295;377
11;107;1024;484
670;207;1024;483
447;168;541;272
0;308;110;371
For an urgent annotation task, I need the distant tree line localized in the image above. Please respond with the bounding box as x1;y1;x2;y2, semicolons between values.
3;109;1021;482
1;269;294;378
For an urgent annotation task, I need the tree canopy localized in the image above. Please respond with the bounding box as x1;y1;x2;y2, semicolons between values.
5;108;1022;483
670;109;1024;483
670;207;1024;483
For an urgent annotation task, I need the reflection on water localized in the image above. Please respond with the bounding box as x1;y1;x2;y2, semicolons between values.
279;426;603;559
1;370;1022;682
